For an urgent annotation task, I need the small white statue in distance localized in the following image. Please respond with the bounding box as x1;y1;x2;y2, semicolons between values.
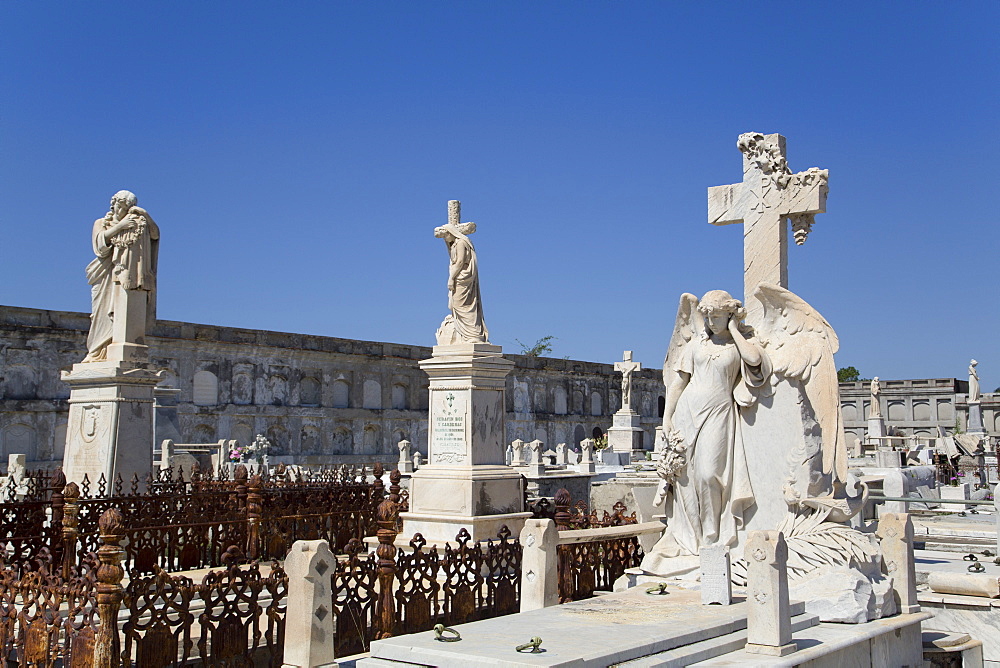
615;350;641;410
646;284;872;582
968;359;980;403
869;377;882;418
434;200;489;345
83;190;159;362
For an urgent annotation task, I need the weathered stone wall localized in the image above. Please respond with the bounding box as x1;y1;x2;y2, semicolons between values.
0;305;665;466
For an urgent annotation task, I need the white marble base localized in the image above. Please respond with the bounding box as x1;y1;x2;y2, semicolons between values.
868;416;886;439
608;409;644;455
968;401;986;435
61;361;163;487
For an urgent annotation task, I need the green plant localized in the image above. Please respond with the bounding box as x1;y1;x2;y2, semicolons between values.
593;435;609;451
516;336;556;357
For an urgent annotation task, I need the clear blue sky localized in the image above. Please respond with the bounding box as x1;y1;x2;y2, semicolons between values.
2;2;997;389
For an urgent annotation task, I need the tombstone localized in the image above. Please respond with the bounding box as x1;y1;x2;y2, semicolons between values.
578;438;596;474
526;440;545;476
876;513;919;614
699;545;732;606
282;540;337;668
412;452;422;470
510;439;526;466
554;442;569;466
397;439;414;474
744;531;796;656
608;351;643;463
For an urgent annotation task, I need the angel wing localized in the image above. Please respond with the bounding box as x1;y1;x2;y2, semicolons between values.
754;283;847;484
661;293;700;408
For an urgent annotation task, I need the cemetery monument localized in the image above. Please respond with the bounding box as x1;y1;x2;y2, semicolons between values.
607;350;643;463
62;191;163;486
400;200;531;543
646;133;893;622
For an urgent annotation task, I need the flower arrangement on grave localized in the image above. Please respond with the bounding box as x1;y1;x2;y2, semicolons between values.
229;443;247;463
593;435;609;451
246;434;271;461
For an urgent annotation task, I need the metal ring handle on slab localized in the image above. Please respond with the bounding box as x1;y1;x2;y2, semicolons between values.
433;624;461;642
516;637;543;653
969;562;986;573
963;553;979;562
645;583;669;595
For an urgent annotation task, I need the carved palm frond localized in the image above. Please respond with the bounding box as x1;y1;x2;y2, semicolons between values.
776;509;879;579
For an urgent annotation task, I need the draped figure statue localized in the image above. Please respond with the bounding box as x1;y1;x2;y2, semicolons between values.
83;190;159;362
434;200;488;345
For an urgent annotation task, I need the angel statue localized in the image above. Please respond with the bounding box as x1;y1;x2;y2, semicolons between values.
644;284;873;584
434;200;489;345
645;290;771;576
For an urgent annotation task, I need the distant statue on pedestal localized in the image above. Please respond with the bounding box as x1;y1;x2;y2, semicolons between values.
83;190;159;363
869;377;882;419
434;200;488;345
968;359;980;403
615;351;641;411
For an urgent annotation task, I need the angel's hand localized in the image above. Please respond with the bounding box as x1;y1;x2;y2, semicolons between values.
727;316;744;338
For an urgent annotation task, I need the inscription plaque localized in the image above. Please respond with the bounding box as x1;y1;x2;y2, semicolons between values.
432;391;467;464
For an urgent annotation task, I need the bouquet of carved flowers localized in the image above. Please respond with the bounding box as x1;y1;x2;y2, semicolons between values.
229;444;247;463
655;428;687;484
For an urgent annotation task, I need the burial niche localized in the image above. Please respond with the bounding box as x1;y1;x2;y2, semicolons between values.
332;380;350;408
193;370;219;406
300;376;321;407
391;383;408;410
363;380;382;409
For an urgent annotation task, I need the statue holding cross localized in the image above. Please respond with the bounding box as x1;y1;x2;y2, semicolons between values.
708;132;828;324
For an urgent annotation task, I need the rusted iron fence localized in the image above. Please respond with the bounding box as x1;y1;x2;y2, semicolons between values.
551;488;646;602
329;470;522;657
0;463;385;578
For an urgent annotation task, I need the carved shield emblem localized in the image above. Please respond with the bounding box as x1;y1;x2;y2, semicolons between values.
81;405;101;443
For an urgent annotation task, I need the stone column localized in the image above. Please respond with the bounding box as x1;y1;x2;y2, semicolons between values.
526;439;544;476
282;540;337;668
968;401;986;436
519;519;559;612
744;530;796;657
876;513;919;614
397;439;414;474
401;344;531;543
510;439;526;466
578;438;596;474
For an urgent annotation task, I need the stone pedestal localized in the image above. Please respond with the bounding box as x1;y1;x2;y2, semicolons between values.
401;343;530;544
607;409;643;464
968;401;986;435
62;361;162;487
868;416;886;440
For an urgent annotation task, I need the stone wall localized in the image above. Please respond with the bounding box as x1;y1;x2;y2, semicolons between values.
0;305;666;467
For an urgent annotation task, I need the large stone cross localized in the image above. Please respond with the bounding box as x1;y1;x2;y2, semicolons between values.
707;133;828;323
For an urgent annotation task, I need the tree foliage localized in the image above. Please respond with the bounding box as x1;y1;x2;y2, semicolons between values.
837;366;861;382
516;335;556;357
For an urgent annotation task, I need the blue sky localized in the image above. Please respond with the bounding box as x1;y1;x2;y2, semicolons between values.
2;2;997;389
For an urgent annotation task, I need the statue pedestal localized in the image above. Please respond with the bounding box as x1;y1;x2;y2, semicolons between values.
968;401;986;436
868;416;886;440
61;361;162;488
607;409;644;465
401;344;530;544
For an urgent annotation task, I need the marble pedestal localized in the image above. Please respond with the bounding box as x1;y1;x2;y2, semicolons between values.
868;416;886;440
968;401;986;435
401;343;530;544
62;361;163;487
607;409;644;465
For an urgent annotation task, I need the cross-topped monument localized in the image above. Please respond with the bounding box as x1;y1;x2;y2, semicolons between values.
615;350;641;411
708;133;828;323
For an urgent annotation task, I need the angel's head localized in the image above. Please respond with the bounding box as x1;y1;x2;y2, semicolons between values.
697;290;745;337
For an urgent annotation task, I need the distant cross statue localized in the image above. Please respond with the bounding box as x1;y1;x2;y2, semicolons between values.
615;350;641;412
707;132;828;323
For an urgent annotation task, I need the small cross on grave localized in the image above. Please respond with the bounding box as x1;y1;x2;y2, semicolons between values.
614;351;641;412
708;133;828;323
